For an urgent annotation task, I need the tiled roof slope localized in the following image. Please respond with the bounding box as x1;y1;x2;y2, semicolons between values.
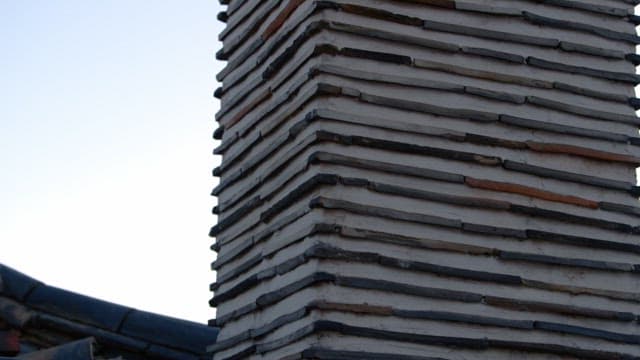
0;338;100;360
0;264;218;359
210;0;640;359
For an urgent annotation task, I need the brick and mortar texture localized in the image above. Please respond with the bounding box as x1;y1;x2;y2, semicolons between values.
208;1;640;359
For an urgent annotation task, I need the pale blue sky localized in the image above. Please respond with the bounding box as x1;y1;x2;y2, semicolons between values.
0;1;224;322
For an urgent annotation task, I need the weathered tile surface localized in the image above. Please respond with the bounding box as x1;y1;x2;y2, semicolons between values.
211;1;640;359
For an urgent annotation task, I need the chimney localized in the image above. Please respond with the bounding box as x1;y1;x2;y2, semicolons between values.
209;1;640;359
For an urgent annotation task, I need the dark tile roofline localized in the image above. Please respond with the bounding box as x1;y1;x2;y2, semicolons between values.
0;337;95;360
0;330;20;356
0;265;42;302
0;264;219;356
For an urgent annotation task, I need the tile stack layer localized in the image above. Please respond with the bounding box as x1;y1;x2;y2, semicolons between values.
209;0;640;359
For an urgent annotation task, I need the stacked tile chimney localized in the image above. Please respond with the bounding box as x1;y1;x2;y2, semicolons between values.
209;1;640;359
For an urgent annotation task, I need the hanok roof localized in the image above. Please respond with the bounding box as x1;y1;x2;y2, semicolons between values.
0;264;218;360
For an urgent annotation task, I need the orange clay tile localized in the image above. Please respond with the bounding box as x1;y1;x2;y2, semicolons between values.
526;141;640;164
226;89;272;129
262;0;306;40
465;177;599;209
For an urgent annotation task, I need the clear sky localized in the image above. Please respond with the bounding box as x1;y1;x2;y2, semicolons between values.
0;1;224;323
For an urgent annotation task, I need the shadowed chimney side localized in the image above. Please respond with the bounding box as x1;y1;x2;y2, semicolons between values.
209;1;640;359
